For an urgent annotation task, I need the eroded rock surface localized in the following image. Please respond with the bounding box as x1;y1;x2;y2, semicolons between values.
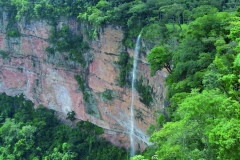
0;16;166;151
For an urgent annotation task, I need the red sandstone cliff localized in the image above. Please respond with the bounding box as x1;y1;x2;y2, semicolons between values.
0;15;166;150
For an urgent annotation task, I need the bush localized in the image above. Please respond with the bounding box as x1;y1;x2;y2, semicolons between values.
0;50;9;59
66;111;76;121
101;89;113;101
135;109;144;121
136;78;153;108
46;24;89;66
115;52;132;87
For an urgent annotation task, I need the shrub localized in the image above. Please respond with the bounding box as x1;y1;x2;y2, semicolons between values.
136;78;153;108
115;52;132;87
101;89;113;101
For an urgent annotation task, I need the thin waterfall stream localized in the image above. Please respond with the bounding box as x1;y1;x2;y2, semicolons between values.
130;34;141;157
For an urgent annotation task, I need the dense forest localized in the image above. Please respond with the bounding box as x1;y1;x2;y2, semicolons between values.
0;93;127;159
0;0;240;159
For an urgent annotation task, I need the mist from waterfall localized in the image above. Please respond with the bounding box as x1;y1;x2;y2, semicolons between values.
130;34;141;157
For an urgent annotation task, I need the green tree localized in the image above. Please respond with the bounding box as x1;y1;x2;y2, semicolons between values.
147;46;172;76
150;89;240;159
66;111;76;121
0;118;37;159
130;155;148;160
10;0;32;20
191;5;218;19
43;143;77;160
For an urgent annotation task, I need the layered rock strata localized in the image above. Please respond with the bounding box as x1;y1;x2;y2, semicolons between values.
0;15;166;150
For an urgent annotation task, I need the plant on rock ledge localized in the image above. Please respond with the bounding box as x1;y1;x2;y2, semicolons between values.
66;111;76;121
115;52;133;87
135;109;144;121
46;24;89;66
101;89;113;101
136;78;153;108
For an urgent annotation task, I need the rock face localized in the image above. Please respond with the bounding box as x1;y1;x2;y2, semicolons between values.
0;14;166;151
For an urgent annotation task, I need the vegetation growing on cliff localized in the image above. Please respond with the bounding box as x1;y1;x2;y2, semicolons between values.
101;89;113;101
115;52;133;87
132;5;240;160
2;0;236;46
0;93;127;159
1;0;240;159
135;78;153;108
74;74;100;117
5;5;21;37
46;24;89;66
74;74;91;102
0;50;9;59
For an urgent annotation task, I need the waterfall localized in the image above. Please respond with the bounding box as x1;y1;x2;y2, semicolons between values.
130;34;141;157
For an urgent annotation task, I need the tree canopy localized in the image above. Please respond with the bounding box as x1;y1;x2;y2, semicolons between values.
0;93;127;159
133;4;240;160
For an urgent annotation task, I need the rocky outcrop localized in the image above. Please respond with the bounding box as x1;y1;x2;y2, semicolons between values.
0;14;166;151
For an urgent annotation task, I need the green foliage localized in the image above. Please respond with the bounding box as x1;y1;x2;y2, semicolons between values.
0;93;128;159
191;5;218;19
142;23;167;44
146;113;166;136
167;92;189;117
0;118;37;159
74;74;99;116
134;109;143;121
1;1;240;159
147;46;172;76
150;90;240;160
0;93;24;121
130;155;148;160
5;5;21;37
0;0;236;49
74;74;86;92
135;78;153;108
83;27;99;41
74;73;90;102
66;111;76;121
43;143;78;160
74;74;89;102
141;8;240;160
162;12;233;99
116;52;132;87
77;120;104;135
101;89;113;101
0;0;91;23
46;24;89;66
